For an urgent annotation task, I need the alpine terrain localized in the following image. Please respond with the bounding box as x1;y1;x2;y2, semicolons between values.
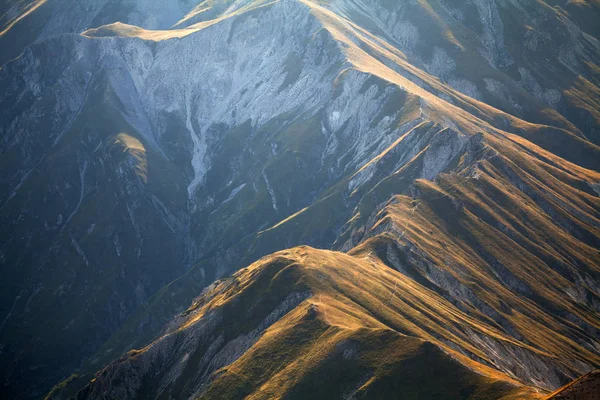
0;0;599;399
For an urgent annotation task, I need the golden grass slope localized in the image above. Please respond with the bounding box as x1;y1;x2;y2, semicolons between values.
78;246;545;399
339;129;600;388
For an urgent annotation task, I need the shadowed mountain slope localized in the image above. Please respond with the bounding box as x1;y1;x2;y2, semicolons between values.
546;370;600;399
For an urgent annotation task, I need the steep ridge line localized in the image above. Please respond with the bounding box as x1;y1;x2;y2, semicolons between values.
74;246;547;399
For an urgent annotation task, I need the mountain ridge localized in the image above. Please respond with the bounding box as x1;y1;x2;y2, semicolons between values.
1;0;599;398
72;246;547;399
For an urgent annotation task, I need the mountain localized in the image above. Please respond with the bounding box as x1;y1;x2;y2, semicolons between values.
0;0;599;399
546;370;600;399
72;247;544;400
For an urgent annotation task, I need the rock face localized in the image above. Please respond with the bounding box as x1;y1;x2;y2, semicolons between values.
0;0;599;399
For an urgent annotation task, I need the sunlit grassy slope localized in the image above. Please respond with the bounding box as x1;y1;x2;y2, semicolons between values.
77;246;544;399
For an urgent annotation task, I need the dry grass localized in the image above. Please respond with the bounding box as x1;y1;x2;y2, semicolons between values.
150;246;547;399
